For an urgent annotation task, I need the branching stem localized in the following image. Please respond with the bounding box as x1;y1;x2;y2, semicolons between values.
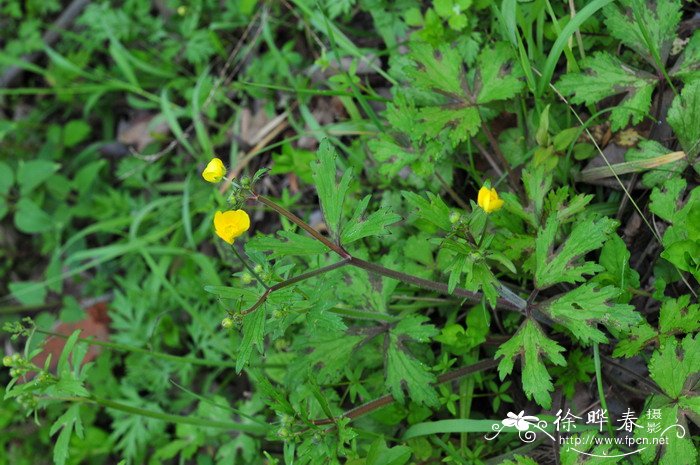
244;194;527;313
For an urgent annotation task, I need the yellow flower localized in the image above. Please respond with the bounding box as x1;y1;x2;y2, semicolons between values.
202;158;226;183
477;186;504;213
214;210;250;244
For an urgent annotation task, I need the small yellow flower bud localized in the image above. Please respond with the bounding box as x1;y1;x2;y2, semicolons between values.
477;186;504;213
213;210;250;244
221;317;234;329
202;158;226;183
177;5;187;15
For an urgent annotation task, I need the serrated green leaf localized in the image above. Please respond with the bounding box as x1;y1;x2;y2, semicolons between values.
649;333;699;398
667;80;700;159
236;308;266;373
312;140;352;239
496;320;566;409
476;42;524;104
634;402;697;465
670;30;700;83
649;177;686;223
522;165;552;221
341;195;401;244
661;240;700;281
557;52;656;131
604;0;682;67
248;230;331;258
405;42;520;146
659;295;700;335
203;285;260;302
402;191;452;232
303;332;363;382
406;43;464;96
386;337;438;407
535;216;617;289
594;234;641;301
50;404;84;465
499;455;540;465
613;322;657;358
393;315;438;342
368;134;420;178
416;105;482;145
542;284;640;344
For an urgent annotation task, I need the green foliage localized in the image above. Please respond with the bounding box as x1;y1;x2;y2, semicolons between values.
496;320;566;409
2;0;699;463
542;284;640;344
403;41;523;146
558;0;695;131
535;215;617;289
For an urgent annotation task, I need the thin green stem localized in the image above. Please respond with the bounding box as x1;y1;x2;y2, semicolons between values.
593;344;615;439
52;396;269;435
231;245;270;290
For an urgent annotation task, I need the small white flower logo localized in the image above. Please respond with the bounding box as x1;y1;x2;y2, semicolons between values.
502;411;539;432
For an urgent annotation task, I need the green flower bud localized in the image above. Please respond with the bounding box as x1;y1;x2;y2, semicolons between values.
449;211;461;224
2;356;13;367
221;317;234;329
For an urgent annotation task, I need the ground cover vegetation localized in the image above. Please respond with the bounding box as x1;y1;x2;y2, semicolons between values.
0;0;699;464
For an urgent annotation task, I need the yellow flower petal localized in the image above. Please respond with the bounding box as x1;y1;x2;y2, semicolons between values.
477;186;489;208
477;186;504;213
202;158;226;183
214;210;250;244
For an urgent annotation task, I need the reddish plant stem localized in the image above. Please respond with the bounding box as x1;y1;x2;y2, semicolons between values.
249;195;526;312
255;194;351;259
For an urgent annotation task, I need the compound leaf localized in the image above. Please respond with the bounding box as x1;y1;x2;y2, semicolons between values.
557;52;656;131
496;320;566;409
541;284;641;344
535;216;617;289
312;140;352;240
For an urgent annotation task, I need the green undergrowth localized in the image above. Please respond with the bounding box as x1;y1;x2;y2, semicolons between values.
1;0;698;464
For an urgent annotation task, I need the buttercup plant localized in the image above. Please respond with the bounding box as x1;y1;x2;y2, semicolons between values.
2;0;698;462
